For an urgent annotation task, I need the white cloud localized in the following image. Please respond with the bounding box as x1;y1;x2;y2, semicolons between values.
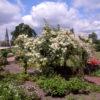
23;2;79;29
0;0;21;25
0;1;100;40
0;0;22;40
22;1;100;38
73;0;100;13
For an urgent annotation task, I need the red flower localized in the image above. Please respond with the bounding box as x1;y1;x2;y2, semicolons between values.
87;57;100;65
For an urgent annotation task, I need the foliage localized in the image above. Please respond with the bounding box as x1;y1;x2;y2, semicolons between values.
11;23;37;43
17;73;30;81
95;40;100;51
13;35;32;74
92;69;100;77
37;75;67;96
0;72;40;100
0;49;8;58
0;81;35;100
66;77;88;93
0;81;24;100
89;32;97;43
0;49;8;66
37;75;100;97
14;26;93;75
67;77;100;93
89;32;100;51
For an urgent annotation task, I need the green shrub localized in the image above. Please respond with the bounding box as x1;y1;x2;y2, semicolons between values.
37;75;67;96
0;49;9;66
92;69;100;77
66;77;88;93
37;76;91;96
37;74;100;96
16;73;30;81
66;77;100;93
0;81;25;100
87;83;100;92
0;79;40;100
3;73;31;84
0;49;8;58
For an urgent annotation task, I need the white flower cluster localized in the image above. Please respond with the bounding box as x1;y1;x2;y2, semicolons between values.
14;29;93;68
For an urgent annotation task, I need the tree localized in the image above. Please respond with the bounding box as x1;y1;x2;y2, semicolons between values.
89;32;97;43
95;40;100;51
70;28;74;34
11;23;37;42
89;32;100;51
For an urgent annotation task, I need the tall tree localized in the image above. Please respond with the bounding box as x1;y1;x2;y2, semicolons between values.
89;32;100;51
11;23;37;42
70;28;74;34
89;32;97;43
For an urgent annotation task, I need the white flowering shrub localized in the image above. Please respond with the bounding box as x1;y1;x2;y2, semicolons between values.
14;26;93;75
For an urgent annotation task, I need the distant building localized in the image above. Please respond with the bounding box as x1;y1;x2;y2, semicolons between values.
5;28;11;47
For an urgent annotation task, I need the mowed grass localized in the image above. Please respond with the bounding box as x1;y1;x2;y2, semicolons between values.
95;52;100;59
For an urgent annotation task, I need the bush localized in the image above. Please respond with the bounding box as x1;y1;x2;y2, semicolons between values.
0;81;26;100
92;69;100;77
2;73;31;84
37;75;67;96
88;84;100;92
14;27;92;76
37;75;100;97
66;77;100;93
66;77;88;93
0;49;9;66
0;75;40;100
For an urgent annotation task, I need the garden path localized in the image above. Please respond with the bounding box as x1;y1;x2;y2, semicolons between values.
84;76;100;85
4;56;23;73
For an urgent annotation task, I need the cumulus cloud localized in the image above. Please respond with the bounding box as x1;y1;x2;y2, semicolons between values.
22;2;79;30
0;0;100;40
0;0;22;40
22;1;100;37
73;0;100;11
0;0;21;25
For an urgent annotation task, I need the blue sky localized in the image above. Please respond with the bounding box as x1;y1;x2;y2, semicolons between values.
0;0;100;40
